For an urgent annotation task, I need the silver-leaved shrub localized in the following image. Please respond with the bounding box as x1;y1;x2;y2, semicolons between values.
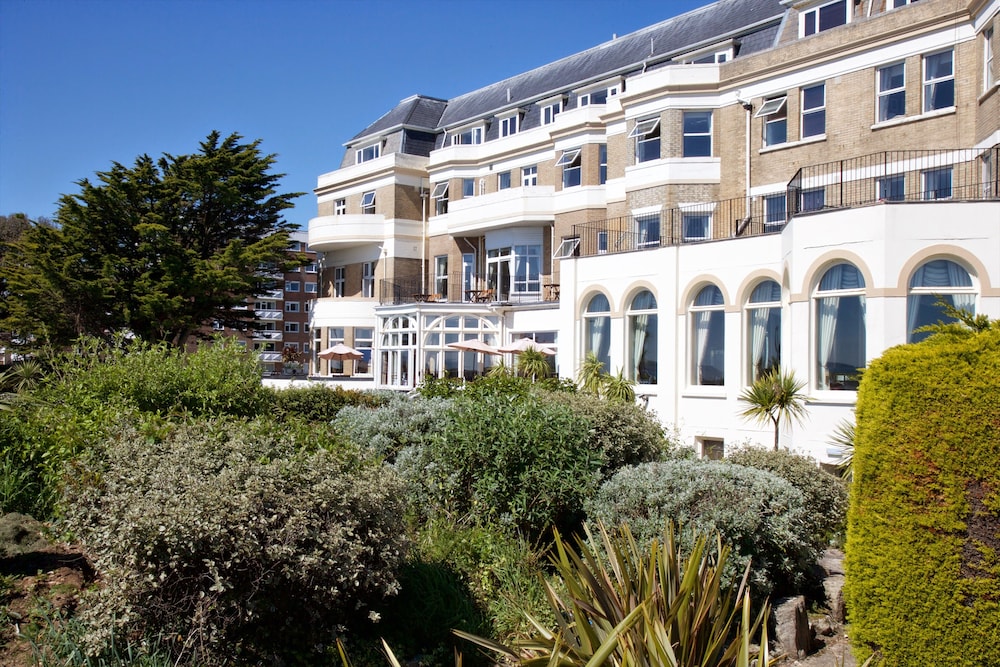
333;393;453;460
61;418;408;666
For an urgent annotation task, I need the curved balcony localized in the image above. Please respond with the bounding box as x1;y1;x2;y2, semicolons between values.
308;214;423;252
441;186;556;235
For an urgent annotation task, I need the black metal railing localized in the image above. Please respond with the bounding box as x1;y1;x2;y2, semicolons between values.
572;145;999;259
379;271;559;306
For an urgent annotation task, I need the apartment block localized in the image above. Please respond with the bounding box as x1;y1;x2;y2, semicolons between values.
308;0;1000;462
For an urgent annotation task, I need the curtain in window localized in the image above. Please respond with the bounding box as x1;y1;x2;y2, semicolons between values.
907;260;975;337
631;313;648;380
694;311;712;384
749;307;770;379
816;297;839;389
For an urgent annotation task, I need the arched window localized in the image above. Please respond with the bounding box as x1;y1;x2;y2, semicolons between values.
379;315;417;388
584;293;611;372
691;285;725;386
746;280;781;382
815;263;865;390
421;313;501;381
627;290;657;384
907;259;975;343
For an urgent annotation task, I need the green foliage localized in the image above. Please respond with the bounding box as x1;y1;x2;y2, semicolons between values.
396;385;599;539
738;367;809;450
416;374;465;398
457;521;771;667
333;393;453;461
725;446;847;549
828;417;856;481
587;459;815;599
61;418;408;666
1;132;302;349
576;351;637;403
270;383;389;423
515;348;551;380
844;324;1000;666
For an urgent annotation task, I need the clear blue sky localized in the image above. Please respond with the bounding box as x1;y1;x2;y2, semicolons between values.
0;0;704;225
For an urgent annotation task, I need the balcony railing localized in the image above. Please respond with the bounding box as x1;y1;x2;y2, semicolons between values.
572;145;999;259
379;272;559;306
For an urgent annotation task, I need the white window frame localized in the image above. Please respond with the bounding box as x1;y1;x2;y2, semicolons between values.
553;237;580;260
284;321;299;333
462;178;475;198
334;267;345;298
745;280;782;383
985;27;995;93
355;142;381;164
764;193;786;229
877;62;906;122
361;191;376;214
682;110;713;157
599;144;608;184
450;125;484;145
756;95;787;146
499;114;519;137
801;83;826;138
681;212;711;242
285;280;300;292
922;166;953;200
923;49;955;113
434;255;448;297
362;261;375;298
557;148;582;188
498;171;511;190
629;117;661;163
541;101;562;125
522;165;538;186
285;301;299;313
305;282;317;293
431;181;449;215
800;0;849;37
334;198;346;215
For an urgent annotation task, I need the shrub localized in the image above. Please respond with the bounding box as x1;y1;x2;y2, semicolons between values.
333;394;453;461
546;390;673;475
269;384;390;423
397;387;599;539
844;324;1000;666
726;446;847;547
586;459;814;599
61;418;408;666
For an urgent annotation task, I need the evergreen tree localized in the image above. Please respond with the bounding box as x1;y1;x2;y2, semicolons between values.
1;132;302;348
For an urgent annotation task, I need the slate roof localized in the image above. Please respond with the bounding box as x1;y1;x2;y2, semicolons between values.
349;0;785;146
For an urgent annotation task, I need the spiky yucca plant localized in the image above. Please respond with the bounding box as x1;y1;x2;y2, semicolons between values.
456;521;772;667
602;367;636;404
738;367;808;450
517;348;551;381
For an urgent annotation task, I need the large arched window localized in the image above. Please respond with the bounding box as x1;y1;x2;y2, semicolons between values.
815;263;865;390
379;315;417;388
907;259;975;343
584;293;611;372
691;285;725;386
627;290;657;384
422;313;501;381
746;280;781;382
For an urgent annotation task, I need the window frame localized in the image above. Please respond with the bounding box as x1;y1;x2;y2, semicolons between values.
334;198;346;215
557;148;582;188
552;237;580;260
681;212;711;242
757;95;787;146
598;144;608;184
627;290;658;385
541;101;562;125
499;113;519;137
285;280;300;293
923;48;955;113
461;178;475;198
690;285;725;386
801;83;826;138
682;110;713;157
907;258;975;343
361;191;376;214
431;181;449;215
878;174;906;201
362;261;375;298
304;282;317;294
583;293;612;373
522;165;538;187
450;125;483;146
333;267;345;298
355;142;381;164
814;263;866;391
629;117;661;163
498;171;512;190
284;321;299;333
285;301;300;313
745;280;782;383
764;193;787;229
922;167;952;200
635;213;661;248
877;61;906;122
985;27;995;93
434;255;449;297
801;0;848;37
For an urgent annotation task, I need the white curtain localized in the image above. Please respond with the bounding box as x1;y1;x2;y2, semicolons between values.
694;311;712;384
749;307;769;379
631;314;648;380
817;297;839;389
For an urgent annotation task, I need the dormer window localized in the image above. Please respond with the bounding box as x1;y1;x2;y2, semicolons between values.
450;125;483;145
578;81;621;106
499;114;519;137
801;0;848;37
355;142;381;164
541;100;562;125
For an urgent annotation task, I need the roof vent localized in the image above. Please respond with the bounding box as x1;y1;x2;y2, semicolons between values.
506;87;511;103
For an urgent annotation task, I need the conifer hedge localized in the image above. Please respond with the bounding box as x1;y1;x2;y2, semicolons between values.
844;326;1000;666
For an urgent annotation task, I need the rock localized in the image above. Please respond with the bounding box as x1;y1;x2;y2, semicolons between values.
0;512;49;559
774;595;814;659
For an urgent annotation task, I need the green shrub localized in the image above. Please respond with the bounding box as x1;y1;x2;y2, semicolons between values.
396;387;599;539
61;418;408;666
726;446;847;547
333;394;453;461
844;324;1000;666
586;459;814;599
546;390;674;475
269;384;390;423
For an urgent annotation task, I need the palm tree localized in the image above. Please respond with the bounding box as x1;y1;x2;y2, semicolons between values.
577;351;606;395
603;367;636;403
738;367;808;450
516;348;550;381
828;417;856;482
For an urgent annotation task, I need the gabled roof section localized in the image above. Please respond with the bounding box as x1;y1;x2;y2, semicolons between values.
349;94;447;144
437;0;785;129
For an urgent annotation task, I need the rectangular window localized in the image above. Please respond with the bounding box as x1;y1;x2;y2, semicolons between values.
557;148;582;188
498;171;511;190
285;301;299;312
599;144;608;184
500;115;518;137
986;28;995;93
284;322;299;333
636;214;661;248
334;199;346;215
597;231;608;254
891;0;920;7
355;143;380;164
512;245;541;294
431;181;449;215
305;282;317;293
541;101;561;125
923;49;955;112
354;327;374;375
877;62;906;122
922;167;952;200
522;165;538;186
629;117;661;163
334;267;345;298
362;261;375;298
361;191;376;214
304;263;317;273
434;255;448;297
802;0;847;36
878;174;905;201
801;83;826;138
682;213;710;241
764;194;786;228
801;187;826;211
462;178;475;198
451;126;483;145
285;281;300;292
553;237;580;259
756;95;787;146
682;111;712;157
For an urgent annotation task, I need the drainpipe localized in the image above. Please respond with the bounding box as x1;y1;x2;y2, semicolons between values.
420;183;428;294
741;95;754;219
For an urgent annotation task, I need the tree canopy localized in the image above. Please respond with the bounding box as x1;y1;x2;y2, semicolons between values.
1;132;302;348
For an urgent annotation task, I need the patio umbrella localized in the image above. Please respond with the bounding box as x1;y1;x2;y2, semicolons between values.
446;339;501;355
497;338;556;355
317;342;364;360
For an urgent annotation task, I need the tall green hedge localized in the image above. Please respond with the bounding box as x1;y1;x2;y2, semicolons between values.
844;326;1000;666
